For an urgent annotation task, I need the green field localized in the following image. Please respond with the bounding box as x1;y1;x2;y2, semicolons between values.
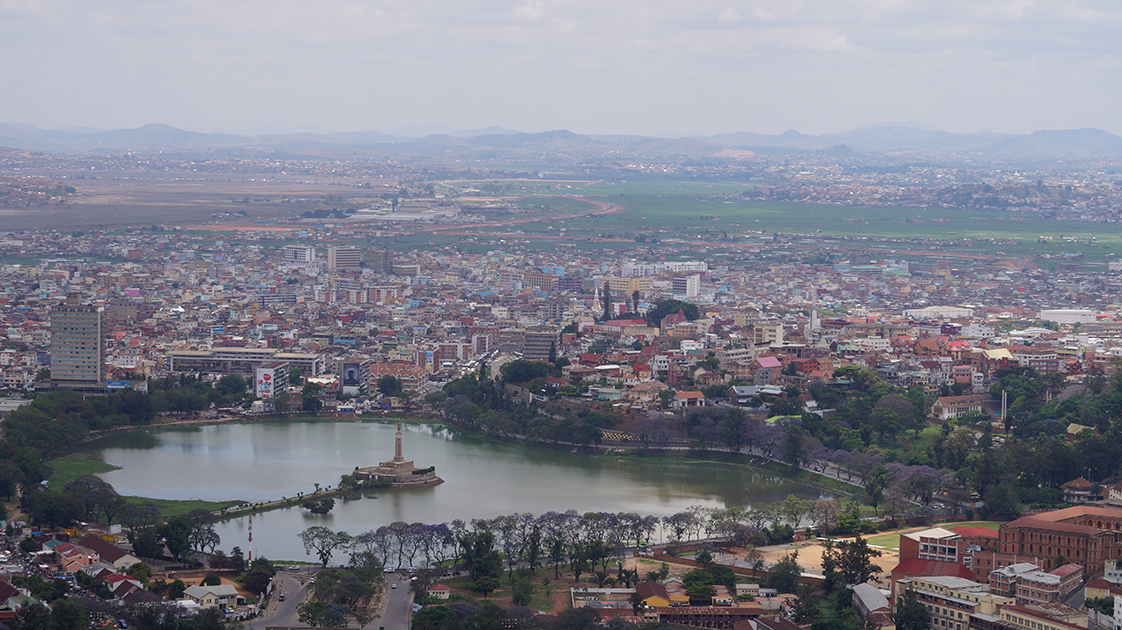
47;452;122;488
865;521;1000;551
124;496;235;518
437;177;1122;263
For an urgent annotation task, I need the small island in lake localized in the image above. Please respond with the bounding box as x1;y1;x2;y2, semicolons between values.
354;420;443;488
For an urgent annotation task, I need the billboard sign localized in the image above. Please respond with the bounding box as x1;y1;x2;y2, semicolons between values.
256;367;275;400
342;363;362;387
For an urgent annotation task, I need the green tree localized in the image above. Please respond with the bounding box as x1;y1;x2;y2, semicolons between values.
302;382;324;414
471;576;501;598
299;601;348;627
378;374;403;397
987;484;1022;521
167;579;187;599
646;299;700;325
767;551;802;593
512;577;535;606
788;583;821;623
130;528;163;559
821;535;882;589
48;598;86;630
125;562;152;584
300;526;353;567
23;489;82;528
780;494;813;529
413;605;458;630
215;374;247;397
160;516;193;562
781;424;806;468
893;589;930;630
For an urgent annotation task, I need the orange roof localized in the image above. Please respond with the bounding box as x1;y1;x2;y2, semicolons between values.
951;526;998;539
892;558;977;580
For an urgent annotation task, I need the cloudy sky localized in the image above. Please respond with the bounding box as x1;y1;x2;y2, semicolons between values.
2;0;1121;137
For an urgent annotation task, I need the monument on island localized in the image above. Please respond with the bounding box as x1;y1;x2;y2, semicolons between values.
354;420;443;487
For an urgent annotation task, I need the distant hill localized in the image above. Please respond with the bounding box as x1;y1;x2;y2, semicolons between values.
698;125;1122;158
3;122;1122;161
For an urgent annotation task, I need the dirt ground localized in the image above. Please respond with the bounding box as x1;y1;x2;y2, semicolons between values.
752;539;900;586
159;570;256;599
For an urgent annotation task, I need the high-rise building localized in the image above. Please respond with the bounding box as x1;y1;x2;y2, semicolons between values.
364;248;395;274
281;244;316;263
327;246;363;270
672;274;700;298
50;297;104;386
523;326;561;361
603;276;653;295
754;321;784;346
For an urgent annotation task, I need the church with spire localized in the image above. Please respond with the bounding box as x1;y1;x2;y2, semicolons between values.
353;420;443;487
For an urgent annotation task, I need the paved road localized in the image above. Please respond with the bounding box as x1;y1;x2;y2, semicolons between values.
380;573;413;630
246;571;410;630
246;571;308;630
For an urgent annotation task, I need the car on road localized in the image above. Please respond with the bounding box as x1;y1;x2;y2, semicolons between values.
277;594;285;601
391;584;397;589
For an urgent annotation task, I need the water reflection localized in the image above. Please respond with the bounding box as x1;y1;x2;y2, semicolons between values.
77;421;828;561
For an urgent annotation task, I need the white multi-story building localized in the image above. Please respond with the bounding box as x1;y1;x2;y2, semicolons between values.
327;246;363;270
50;297;104;386
281;244;316;263
621;261;708;277
672;274;700;298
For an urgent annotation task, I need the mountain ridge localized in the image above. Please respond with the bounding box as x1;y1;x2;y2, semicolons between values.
2;122;1121;160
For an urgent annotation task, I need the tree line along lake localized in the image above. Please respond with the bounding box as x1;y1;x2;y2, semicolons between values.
73;420;830;561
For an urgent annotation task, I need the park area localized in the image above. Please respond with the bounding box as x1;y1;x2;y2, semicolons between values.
428;519;1003;614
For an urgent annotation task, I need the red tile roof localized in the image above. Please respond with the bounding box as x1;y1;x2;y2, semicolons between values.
891;558;977;580
951;526;999;539
1049;563;1082;578
77;535;132;564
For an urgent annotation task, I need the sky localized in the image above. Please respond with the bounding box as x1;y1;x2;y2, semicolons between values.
2;0;1122;137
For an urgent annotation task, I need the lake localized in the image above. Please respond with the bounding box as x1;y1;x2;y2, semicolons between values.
79;420;827;562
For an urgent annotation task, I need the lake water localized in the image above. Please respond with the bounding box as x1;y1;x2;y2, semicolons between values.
79;421;826;562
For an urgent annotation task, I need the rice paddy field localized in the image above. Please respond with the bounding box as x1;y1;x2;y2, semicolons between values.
442;177;1122;265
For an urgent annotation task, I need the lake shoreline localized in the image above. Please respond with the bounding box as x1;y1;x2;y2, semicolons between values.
50;413;851;526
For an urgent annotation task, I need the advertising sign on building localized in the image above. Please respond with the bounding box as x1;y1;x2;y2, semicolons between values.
342;363;362;387
256;367;275;400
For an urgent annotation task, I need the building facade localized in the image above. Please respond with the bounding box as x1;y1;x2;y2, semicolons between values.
49;297;105;386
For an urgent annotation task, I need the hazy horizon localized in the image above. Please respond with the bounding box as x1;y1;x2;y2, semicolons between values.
3;1;1121;137
0;120;1107;141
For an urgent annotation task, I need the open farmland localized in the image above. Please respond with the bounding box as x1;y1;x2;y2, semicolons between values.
442;178;1122;265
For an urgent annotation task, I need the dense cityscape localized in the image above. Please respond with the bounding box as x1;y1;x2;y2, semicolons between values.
1;140;1122;630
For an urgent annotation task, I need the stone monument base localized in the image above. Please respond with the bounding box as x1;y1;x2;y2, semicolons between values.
354;458;443;488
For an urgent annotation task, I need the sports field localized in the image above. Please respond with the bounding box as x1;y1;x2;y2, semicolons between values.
865;521;1001;551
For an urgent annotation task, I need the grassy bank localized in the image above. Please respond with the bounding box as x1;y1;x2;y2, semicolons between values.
593;448;858;498
46;452;238;518
47;452;122;488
